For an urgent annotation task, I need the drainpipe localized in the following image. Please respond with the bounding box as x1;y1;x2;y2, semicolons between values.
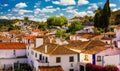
102;56;104;67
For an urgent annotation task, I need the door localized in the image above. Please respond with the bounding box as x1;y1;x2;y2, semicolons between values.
80;65;84;71
92;54;96;64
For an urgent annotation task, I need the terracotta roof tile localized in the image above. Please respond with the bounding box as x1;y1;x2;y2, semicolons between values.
83;46;108;54
65;40;107;54
32;29;43;34
0;42;26;49
105;32;116;35
39;66;64;71
24;36;36;40
33;43;78;55
116;25;120;30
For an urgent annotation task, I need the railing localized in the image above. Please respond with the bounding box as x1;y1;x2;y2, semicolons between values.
36;60;49;66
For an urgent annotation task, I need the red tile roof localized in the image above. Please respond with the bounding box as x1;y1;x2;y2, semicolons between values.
39;66;64;71
116;25;120;30
0;42;26;49
24;36;36;40
33;43;79;55
32;29;43;34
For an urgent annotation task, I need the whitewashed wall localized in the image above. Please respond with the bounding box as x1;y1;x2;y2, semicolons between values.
104;54;120;69
0;58;27;69
115;29;120;40
0;49;26;58
49;54;78;71
117;41;120;48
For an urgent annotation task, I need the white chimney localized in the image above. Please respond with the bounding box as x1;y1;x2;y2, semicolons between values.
36;38;43;48
45;45;48;53
48;36;53;43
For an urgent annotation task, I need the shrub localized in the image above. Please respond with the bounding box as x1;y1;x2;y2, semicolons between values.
86;63;119;71
104;65;119;71
86;63;103;71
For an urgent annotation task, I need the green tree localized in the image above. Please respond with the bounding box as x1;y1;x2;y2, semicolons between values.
47;16;68;28
55;29;66;38
8;25;21;31
94;0;111;32
37;22;47;30
68;20;83;34
47;16;55;28
101;0;111;32
115;14;120;25
55;29;70;40
94;7;102;28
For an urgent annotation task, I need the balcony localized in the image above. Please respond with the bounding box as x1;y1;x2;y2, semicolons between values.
36;59;49;66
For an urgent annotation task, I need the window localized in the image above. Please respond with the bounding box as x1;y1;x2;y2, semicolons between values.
56;57;61;63
69;69;74;71
45;57;48;63
28;52;29;56
28;46;29;50
13;50;16;55
69;56;74;62
31;51;34;55
35;53;37;58
39;54;42;60
97;56;101;62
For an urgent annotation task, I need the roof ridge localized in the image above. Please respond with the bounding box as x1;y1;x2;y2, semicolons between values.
49;45;59;55
81;40;93;51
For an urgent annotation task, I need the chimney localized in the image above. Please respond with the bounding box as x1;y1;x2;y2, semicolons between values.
45;45;47;53
36;37;43;48
50;37;53;43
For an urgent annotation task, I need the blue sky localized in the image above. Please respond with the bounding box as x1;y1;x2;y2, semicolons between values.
0;0;120;21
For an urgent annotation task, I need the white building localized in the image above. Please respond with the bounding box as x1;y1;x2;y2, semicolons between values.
0;42;27;69
30;43;79;71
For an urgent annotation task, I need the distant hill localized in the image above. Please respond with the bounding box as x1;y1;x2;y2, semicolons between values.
110;10;120;25
112;10;120;17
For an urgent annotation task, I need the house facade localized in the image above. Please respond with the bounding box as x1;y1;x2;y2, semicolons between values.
0;42;27;69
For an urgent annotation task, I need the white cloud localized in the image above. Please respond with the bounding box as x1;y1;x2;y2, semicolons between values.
60;13;64;16
34;8;41;14
39;13;45;16
45;0;50;2
34;6;37;8
30;17;47;22
0;4;9;7
75;11;87;17
13;8;32;15
87;11;94;16
0;12;3;14
78;0;89;5
110;3;117;7
34;7;60;14
0;16;8;19
8;9;11;11
66;9;87;17
40;8;58;13
46;6;53;9
88;4;98;10
52;0;76;6
63;6;74;10
18;10;32;15
15;2;27;8
56;7;60;10
52;1;60;5
3;4;8;7
112;8;120;12
34;1;41;8
98;2;103;5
